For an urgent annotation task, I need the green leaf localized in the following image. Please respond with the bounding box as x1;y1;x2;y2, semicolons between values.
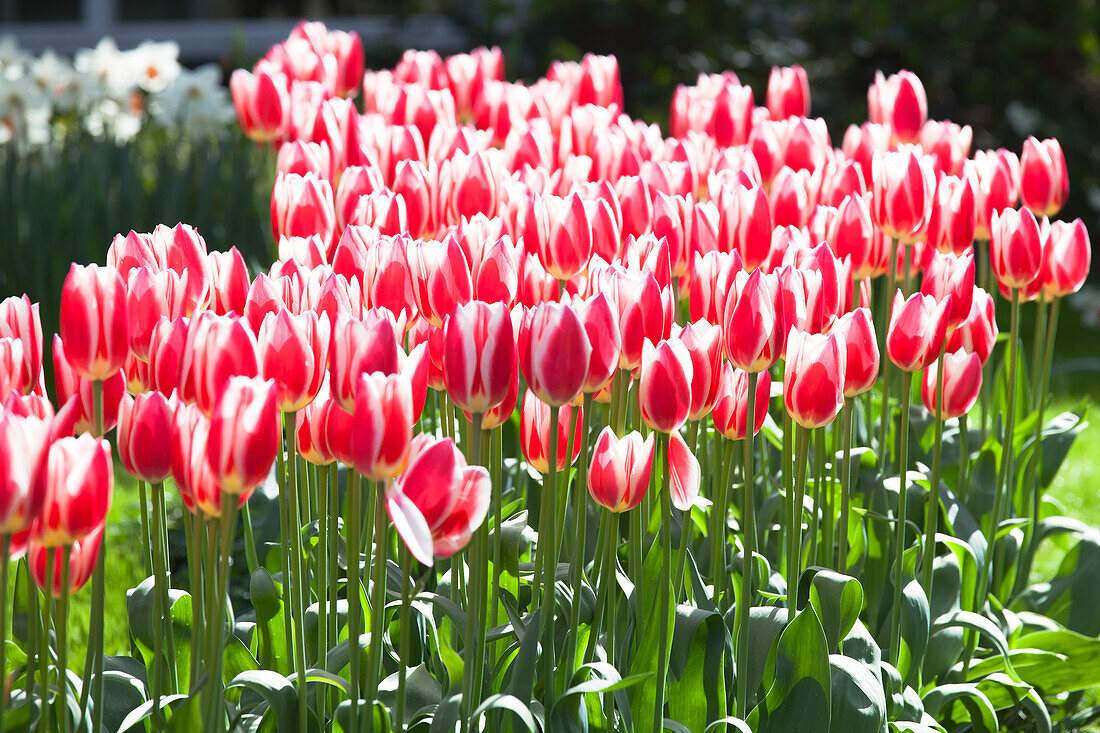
933;611;1014;677
472;694;538;732
667;605;729;730
1023;525;1100;635
922;683;999;733
753;606;832;733
742;606;789;707
828;654;886;733
226;670;296;732
1006;629;1100;695
378;665;442;725
797;568;865;652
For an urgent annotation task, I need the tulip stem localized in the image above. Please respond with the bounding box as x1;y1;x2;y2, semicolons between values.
57;545;71;733
809;427;827;567
540;406;559;710
0;536;7;733
566;395;593;675
318;463;329;694
839;403;854;573
366;481;388;731
347;472;362;733
396;544;412;731
138;480;152;576
25;556;37;704
489;427;504;667
39;548;54;733
736;372;758;716
463;417;486;728
921;349;947;603
79;378;106;733
889;371;914;668
151;484;169;726
181;510;202;690
710;439;736;611
327;465;339;671
275;424;294;687
205;492;239;731
786;426;811;616
284;414;309;733
654;433;672;733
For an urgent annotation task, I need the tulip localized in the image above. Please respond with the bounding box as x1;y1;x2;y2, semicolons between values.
180;313;260;416
922;349;982;420
538;193;594;281
920;251;975;330
335;165;386;230
587;428;654;513
871;149;934;243
718;185;772;272
0;339;26;398
0;296;42;394
723;268;781;372
1019;136;1068;217
147;317;190;397
206;377;280;498
35;434;113;547
0;412;49;538
328;311;401;413
28;522;102;598
126;266;191;361
117;392;174;484
171;403;223;517
925;174;976;256
570;292;621;394
826;193;876;281
257;309;331;412
886;290;951;372
442;301;516;414
833;308;880;396
470;236;520;307
712;365;771;440
59;264;129;382
1040;219;1091;299
271;172;337;253
968;149;1020;241
783;328;846;429
638;338;693;434
350;372;414;481
229;67;290;142
990;207;1043;290
867;70;927;144
519;301;591;406
408;236;474;327
674;321;723;421
946;288;998;364
519;391;584;473
208;248;251;317
438;150;501;224
766;64;810;120
52;335;125;436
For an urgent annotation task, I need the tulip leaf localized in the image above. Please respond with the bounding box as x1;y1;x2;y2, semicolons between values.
226;669;296;732
378;664;441;725
922;683;999;733
667;604;729;731
797;568;865;651
752;606;831;733
828;654;886;733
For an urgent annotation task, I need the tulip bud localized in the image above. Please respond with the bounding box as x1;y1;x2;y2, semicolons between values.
350;372;414;481
519;391;584;473
588;427;654;513
208;377;280;494
442;301;516;414
519;301;591;407
638;338;693;433
1040;219;1091;299
36;434;113;546
59;264;129;382
990;207;1043;290
712;365;771;440
1019;136;1068;217
117;392;173;483
886;290;951;372
922;349;982;420
258;309;331;412
783;328;846;429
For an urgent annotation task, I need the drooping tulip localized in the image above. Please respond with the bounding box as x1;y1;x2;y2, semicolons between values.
117;392;174;484
519;391;584;473
35;434;113;547
442;301;516;414
886;290;951;372
922;349;983;420
783;328;846;429
207;377;280;495
587;427;654;513
59;264;129;382
711;365;771;440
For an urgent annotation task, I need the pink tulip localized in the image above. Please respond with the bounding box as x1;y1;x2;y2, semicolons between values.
519;391;584;473
723;268;781;372
968;149;1020;241
0;412;49;537
1019;136;1068;217
442;301;516;414
519;301;592;406
886;291;951;372
180;313;260;416
925;174;976;256
271;172;336;253
1039;219;1091;299
712;365;771;440
208;248;251;317
257;309;331;412
207;377;280;495
229;67;290;142
871;149;934;242
674;321;723;421
783;328;846;429
826;193;876;281
408;236;473;327
35;434;112;547
126;266;191;361
571;292;621;394
638;338;693;433
990;207;1043;290
28;523;102;598
833;308;880;397
920;251;975;329
146;317;189;397
329;311;401;413
766;64;810;120
350;372;414;481
59;264;129;382
946;287;998;364
171;403;225;516
0;296;42;394
922;349;982;420
588;427;654;513
919;120;973;177
117;392;174;483
717;185;772;272
867;70;927;143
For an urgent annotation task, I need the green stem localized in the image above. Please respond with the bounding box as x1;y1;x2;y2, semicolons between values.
138;479;152;577
39;548;53;733
57;546;71;733
889;371;915;668
347;472;362;733
786;426;811;615
241;499;258;577
151;485;167;726
920;351;947;602
710;440;736;611
736;372;758;716
84;379;106;733
183;510;203;690
276;425;294;689
839;402;854;572
318;462;329;696
0;536;9;733
878;239;900;473
462;416;484;728
25;556;37;703
809;428;827;567
327;465;340;678
365;482;388;728
396;546;412;731
285;414;309;733
204;492;239;731
566;395;593;674
654;433;672;733
958;415;971;502
541;406;559;710
488;427;503;666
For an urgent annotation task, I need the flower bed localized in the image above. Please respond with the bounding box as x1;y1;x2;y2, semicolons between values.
0;19;1096;733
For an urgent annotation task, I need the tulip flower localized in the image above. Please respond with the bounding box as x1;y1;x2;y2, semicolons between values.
766;64;810;120
538;193;594;281
59;264;129;382
871;149;934;242
0;339;26;398
519;301;591;406
385;435;491;564
920;251;975;329
990;207;1043;290
572;292;622;394
520;391;584;474
0;412;49;538
207;377;280;494
718;184;772;272
638;338;693;434
28;523;103;598
180;312;260;416
1040;219;1091;299
868;70;927;144
350;372;414;481
229;67;290;142
946;288;998;364
922;349;982;420
826;193;876;281
886;290;951;372
171;403;222;516
833;308;880;396
783;328;846;429
52;335;125;436
968;149;1021;241
208;248;251;317
712;365;771;440
125;266;191;361
674;321;723;421
35;434;113;547
587;427;655;513
1019;136;1068;217
271;172;337;253
257;309;331;412
117;392;174;484
146;317;189;397
925;174;977;256
329;311;401;413
0;295;42;394
442;301;516;414
723;268;781;372
408;236;474;327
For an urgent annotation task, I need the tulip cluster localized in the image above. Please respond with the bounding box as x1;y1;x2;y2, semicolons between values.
0;20;1091;733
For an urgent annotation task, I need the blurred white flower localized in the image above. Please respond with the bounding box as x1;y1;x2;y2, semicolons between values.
29;50;76;112
74;38;134;101
130;41;181;94
150;63;234;138
0;36;27;75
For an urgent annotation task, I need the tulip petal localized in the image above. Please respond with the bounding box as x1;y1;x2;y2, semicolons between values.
667;432;700;511
386;487;435;566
